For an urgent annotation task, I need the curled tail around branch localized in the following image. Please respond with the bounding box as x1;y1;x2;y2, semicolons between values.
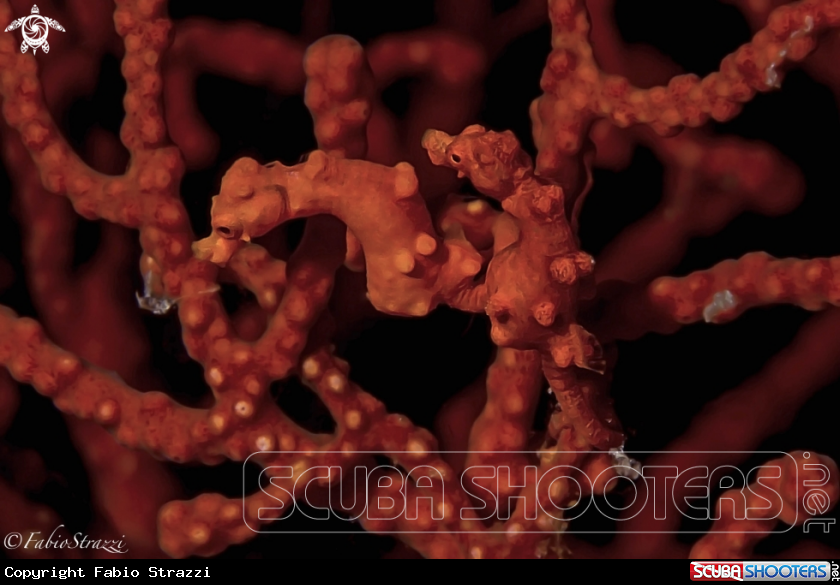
542;342;623;450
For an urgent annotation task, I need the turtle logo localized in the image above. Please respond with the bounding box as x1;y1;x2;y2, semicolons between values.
4;5;65;55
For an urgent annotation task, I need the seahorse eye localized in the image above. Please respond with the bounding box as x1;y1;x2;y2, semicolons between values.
214;222;242;240
450;154;461;164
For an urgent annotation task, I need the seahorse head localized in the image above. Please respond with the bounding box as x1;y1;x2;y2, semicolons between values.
422;124;532;200
193;157;289;265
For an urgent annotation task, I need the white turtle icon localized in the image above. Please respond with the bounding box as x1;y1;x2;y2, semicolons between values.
4;5;65;55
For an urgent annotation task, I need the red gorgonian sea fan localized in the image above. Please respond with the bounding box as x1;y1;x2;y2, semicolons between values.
0;0;838;560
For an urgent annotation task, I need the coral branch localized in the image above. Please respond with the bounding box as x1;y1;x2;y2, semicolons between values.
691;452;839;559
649;252;840;324
532;0;838;177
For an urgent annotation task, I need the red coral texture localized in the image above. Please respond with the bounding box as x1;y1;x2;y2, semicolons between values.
0;0;838;559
